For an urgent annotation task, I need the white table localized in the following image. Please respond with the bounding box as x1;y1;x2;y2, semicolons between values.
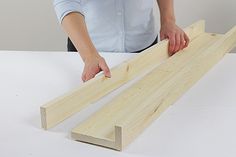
0;51;236;157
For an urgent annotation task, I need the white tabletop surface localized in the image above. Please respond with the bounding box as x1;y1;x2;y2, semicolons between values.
0;51;236;157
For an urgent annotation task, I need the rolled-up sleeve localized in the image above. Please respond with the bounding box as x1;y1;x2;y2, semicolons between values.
53;0;83;23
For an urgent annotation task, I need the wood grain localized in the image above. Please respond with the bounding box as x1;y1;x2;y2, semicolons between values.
71;26;236;150
41;20;205;129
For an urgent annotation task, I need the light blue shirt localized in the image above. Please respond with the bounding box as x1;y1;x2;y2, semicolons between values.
54;0;158;52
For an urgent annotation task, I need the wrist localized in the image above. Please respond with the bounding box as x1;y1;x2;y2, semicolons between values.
81;51;100;63
79;47;99;62
161;16;176;26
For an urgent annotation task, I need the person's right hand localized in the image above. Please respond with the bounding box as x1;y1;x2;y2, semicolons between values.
82;55;111;82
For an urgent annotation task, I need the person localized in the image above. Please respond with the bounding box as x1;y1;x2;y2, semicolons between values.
54;0;189;82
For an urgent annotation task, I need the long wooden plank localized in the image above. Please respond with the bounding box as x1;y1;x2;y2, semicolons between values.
117;27;236;149
40;20;205;129
71;32;215;149
71;27;236;150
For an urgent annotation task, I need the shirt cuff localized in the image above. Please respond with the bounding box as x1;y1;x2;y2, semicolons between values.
54;0;84;24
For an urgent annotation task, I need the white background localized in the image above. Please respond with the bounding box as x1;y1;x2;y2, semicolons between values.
0;52;236;157
0;0;235;51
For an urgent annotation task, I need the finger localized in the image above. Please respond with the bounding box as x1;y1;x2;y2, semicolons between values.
180;33;185;50
160;32;165;41
82;70;86;82
174;33;181;53
85;72;96;82
99;59;111;78
168;35;175;55
82;74;86;82
184;33;190;48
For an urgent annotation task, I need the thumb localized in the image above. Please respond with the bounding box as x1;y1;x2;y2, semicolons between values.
81;71;86;82
160;32;165;41
99;59;111;78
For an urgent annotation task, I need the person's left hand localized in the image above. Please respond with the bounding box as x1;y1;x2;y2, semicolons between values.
160;21;189;56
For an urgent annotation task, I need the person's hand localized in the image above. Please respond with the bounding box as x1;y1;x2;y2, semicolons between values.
160;21;189;56
82;55;111;82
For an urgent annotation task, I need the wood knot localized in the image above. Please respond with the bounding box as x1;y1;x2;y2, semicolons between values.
126;65;129;72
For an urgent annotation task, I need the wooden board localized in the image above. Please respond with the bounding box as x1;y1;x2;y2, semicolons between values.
71;27;236;150
40;20;205;129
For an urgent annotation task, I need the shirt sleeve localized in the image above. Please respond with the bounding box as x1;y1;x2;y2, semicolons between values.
53;0;83;23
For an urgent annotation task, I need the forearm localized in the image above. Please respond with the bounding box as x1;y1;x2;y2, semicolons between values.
61;12;99;62
156;0;176;26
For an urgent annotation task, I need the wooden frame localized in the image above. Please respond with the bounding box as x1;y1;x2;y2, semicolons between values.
41;20;205;129
40;20;236;151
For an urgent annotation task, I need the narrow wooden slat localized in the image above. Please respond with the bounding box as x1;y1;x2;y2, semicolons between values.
41;20;205;129
71;26;236;150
